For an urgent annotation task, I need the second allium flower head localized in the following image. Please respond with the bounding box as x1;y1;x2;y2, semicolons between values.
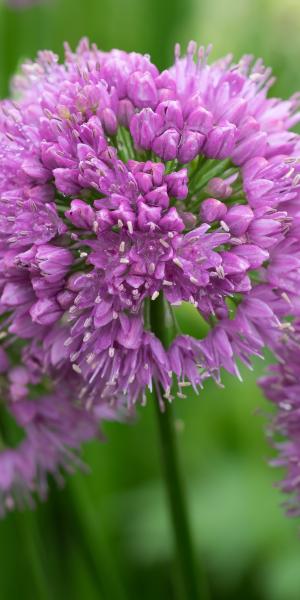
1;38;300;513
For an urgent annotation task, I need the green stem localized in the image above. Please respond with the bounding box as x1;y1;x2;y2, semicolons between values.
16;512;53;600
150;295;209;600
0;406;53;599
59;485;128;600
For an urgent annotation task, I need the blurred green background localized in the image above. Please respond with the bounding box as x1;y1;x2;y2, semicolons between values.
1;0;300;598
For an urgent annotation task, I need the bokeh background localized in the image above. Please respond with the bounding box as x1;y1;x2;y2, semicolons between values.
1;0;300;598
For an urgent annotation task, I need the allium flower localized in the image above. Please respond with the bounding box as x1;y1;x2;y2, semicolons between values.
259;320;300;516
0;390;95;514
1;38;300;513
0;339;120;514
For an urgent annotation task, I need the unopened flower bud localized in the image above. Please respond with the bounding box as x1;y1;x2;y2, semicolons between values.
30;298;62;325
130;108;162;149
224;205;254;235
152;128;180;161
165;169;188;200
101;107;118;136
137;202;162;231
186;106;213;133
200;198;227;222
127;71;158;109
206;177;232;199
66;199;96;229
145;185;169;209
178;130;205;163
204;123;236;159
118;99;135;128
159;207;185;232
156;100;184;129
35;245;73;281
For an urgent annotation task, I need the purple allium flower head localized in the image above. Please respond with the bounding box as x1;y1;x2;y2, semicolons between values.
0;386;98;515
259;320;300;516
1;38;300;513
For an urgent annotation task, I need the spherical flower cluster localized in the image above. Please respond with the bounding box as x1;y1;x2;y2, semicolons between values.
259;319;300;516
1;38;300;514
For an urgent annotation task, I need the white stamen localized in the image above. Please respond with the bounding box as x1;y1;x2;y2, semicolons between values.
86;397;94;411
119;241;125;253
279;321;294;331
285;167;295;179
151;291;159;301
220;220;229;232
159;238;170;248
216;265;225;278
120;257;130;264
281;291;292;305
279;401;292;411
86;352;95;364
173;257;183;269
189;275;198;284
72;363;82;374
249;72;262;82
92;220;99;233
163;387;174;402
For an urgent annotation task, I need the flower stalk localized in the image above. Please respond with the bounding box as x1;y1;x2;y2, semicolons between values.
150;293;209;600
